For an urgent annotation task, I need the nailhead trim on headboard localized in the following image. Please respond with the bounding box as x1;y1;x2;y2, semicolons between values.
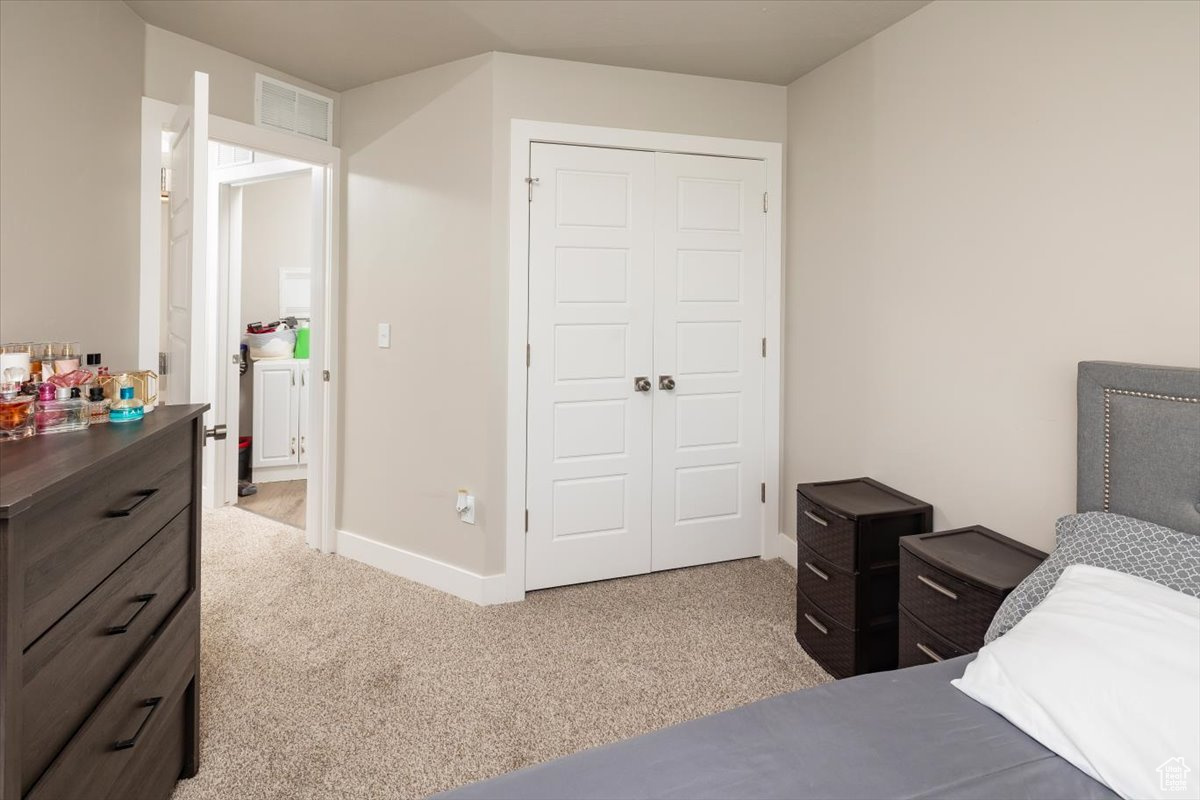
1102;387;1200;512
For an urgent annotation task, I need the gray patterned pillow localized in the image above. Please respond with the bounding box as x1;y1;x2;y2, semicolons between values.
984;512;1200;643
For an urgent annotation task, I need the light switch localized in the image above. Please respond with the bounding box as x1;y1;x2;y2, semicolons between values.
377;323;391;348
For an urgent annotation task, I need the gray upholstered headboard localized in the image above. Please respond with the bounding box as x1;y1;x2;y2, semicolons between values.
1078;361;1200;535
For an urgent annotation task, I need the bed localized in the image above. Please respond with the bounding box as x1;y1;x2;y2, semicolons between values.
437;361;1200;800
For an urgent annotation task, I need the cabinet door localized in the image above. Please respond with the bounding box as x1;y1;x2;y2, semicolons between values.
297;363;309;466
252;362;298;467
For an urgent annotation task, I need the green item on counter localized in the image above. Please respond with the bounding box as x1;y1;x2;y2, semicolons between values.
294;327;310;359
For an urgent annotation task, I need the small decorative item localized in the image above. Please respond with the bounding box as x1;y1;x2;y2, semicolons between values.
109;385;145;424
35;383;90;435
0;343;32;384
0;384;36;441
87;386;111;425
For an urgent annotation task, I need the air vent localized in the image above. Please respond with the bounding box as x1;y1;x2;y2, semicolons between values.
255;74;333;144
215;143;254;168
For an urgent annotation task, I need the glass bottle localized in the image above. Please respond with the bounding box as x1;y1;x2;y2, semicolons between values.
0;384;36;441
35;384;90;435
109;385;145;424
87;386;111;425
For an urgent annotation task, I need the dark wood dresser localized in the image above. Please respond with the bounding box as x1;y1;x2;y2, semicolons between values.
1;404;206;800
898;526;1046;667
795;478;932;678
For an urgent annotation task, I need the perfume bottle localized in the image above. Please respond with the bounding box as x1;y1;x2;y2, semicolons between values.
87;386;111;424
109;385;145;424
35;383;90;435
0;383;36;441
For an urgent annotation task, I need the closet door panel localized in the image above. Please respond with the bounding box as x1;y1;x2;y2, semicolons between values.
651;153;766;571
525;143;656;591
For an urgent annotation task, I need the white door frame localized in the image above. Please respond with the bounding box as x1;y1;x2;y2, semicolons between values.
139;102;341;554
504;119;784;604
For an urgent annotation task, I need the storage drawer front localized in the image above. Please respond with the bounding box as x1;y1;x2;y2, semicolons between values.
899;550;1001;651
796;543;857;629
26;595;198;800
21;509;192;793
898;605;970;668
796;495;857;571
20;425;193;647
103;691;187;800
795;591;855;679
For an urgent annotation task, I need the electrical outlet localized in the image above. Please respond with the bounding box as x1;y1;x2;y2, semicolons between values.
377;322;391;348
456;489;476;525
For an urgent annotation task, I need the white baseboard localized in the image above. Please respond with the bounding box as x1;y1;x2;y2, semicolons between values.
774;531;798;568
335;529;506;606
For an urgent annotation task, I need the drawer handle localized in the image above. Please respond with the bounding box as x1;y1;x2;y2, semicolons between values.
803;562;830;582
803;510;829;527
916;642;945;663
106;593;157;635
114;696;163;750
917;574;959;601
803;613;829;635
107;489;159;518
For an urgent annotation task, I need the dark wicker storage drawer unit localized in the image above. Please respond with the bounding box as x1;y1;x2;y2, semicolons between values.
1;404;207;800
898;526;1046;667
795;478;932;678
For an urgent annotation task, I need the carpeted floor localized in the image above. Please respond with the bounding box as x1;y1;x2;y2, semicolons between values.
172;507;830;800
238;479;307;529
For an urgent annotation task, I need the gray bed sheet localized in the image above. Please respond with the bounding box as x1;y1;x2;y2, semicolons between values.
435;656;1117;800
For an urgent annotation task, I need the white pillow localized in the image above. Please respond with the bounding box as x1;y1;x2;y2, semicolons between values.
952;564;1200;800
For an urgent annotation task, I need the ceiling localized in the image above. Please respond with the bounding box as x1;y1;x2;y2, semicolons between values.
124;0;928;93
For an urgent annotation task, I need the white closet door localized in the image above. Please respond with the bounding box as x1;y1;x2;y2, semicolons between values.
525;143;656;591
651;153;766;571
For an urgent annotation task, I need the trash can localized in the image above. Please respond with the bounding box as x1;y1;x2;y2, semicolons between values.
238;436;252;481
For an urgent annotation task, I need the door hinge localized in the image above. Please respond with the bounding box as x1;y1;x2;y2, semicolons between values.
762;192;768;213
526;176;539;202
158;352;169;376
524;509;529;532
761;482;766;503
761;337;767;358
323;369;330;382
526;343;531;367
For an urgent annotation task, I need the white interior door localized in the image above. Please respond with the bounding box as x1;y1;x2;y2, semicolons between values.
525;143;656;591
651;153;766;570
166;72;209;407
253;361;298;468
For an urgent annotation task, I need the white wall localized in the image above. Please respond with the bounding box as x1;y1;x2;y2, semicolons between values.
0;0;145;368
337;52;787;577
143;25;340;143
784;0;1200;551
239;172;312;433
339;55;496;574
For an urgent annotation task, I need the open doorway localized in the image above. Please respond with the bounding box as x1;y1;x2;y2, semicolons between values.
212;146;314;530
141;85;340;552
207;145;324;531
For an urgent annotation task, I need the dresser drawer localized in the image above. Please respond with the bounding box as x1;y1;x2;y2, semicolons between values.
899;549;1002;651
795;591;855;678
25;594;198;800
796;543;857;629
20;509;192;794
796;495;857;572
898;605;970;668
19;424;193;647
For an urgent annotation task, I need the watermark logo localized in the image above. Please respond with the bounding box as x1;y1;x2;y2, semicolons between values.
1158;757;1191;793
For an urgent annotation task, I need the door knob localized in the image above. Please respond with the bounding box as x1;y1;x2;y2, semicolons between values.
634;376;651;392
658;375;676;391
204;424;227;441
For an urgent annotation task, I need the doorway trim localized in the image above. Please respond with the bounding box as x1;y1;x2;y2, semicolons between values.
504;119;784;604
139;102;341;554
